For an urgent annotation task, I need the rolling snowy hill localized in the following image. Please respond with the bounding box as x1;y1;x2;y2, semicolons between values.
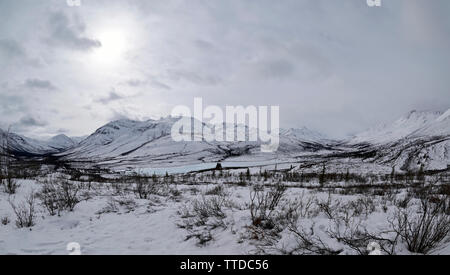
348;109;450;171
2;109;449;172
0;129;77;156
349;110;445;144
56;117;330;168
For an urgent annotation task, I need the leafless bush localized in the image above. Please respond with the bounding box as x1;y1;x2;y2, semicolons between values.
346;196;376;218
9;192;37;228
205;184;226;196
278;192;317;226
101;197;119;214
249;183;287;228
286;222;343;255
437;184;450;196
392;197;450;254
37;178;83;215
185;231;213;246
115;196;137;212
97;196;137;215
133;176;164;199
316;193;340;220
190;195;228;225
169;187;182;198
327;216;399;255
112;182;126;195
395;194;412;209
2;176;20;194
178;194;231;246
1;216;10;225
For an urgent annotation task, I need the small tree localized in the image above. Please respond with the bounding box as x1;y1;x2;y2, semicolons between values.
1;127;19;194
392;197;450;254
416;164;425;183
390;166;396;184
9;192;37;228
250;182;287;228
319;165;326;186
345;168;350;183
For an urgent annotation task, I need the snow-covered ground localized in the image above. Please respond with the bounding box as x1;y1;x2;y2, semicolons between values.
1;173;448;255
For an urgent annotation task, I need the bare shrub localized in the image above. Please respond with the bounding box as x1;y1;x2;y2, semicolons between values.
97;196;137;215
1;216;10;225
249;183;287;228
115;196;137;212
205;184;226;196
286;222;343;255
190;195;228;226
37;177;83;215
9;192;37;228
437;184;450;196
395;194;412;209
100;197;119;214
2;176;20;194
132;176;163;199
185;231;213;246
169;187;182;198
39;180;61;216
316;193;340;219
112;182;126;195
392;197;450;254
328;217;399;255
277;192;317;229
178;194;231;245
346;196;376;218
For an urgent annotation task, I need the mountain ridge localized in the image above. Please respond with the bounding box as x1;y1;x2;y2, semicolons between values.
1;109;449;172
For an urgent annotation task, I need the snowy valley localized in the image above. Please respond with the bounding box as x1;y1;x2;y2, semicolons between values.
0;110;449;255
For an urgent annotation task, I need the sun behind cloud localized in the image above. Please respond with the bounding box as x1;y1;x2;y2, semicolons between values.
90;29;127;67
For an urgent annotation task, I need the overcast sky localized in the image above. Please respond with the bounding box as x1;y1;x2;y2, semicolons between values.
0;0;449;139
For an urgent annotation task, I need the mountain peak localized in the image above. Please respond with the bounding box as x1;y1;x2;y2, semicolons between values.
281;127;327;142
50;134;71;140
437;109;450;122
351;109;447;144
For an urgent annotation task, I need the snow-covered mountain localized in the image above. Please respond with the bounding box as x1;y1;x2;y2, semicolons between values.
2;109;449;172
280;127;328;142
70;136;88;144
349;109;450;171
349;110;444;144
56;117;329;168
0;129;77;156
47;134;77;151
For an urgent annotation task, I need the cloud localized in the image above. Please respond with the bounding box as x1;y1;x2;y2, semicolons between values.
126;79;145;87
17;115;47;128
150;80;171;90
0;39;25;58
258;59;295;79
47;12;101;51
167;69;221;86
0;0;449;139
400;0;450;47
0;94;25;115
194;39;215;51
24;79;56;90
96;89;125;104
125;78;171;90
0;39;41;67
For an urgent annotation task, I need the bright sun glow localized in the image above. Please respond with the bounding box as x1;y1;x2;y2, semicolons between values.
91;29;128;66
